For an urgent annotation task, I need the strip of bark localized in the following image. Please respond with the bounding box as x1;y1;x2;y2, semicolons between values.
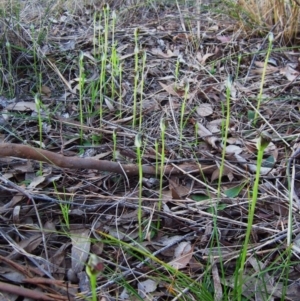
0;143;213;176
0;281;67;301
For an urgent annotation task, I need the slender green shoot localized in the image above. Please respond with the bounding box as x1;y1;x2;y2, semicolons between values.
194;122;198;148
112;129;117;161
174;58;180;89
90;5;117;133
53;183;70;229
132;28;139;128
60;203;70;230
253;32;273;125
280;246;293;301
78;51;85;143
89;54;100;116
236;53;242;79
92;11;97;57
103;4;110;49
111;10;116;49
34;93;43;146
155;139;159;176
34;93;43;173
118;63;123;118
97;5;110;128
138;51;147;131
0;57;3;95
287;150;294;246
31;24;41;94
237;133;271;300
99;52;106;128
110;46;118;102
205;77;233;301
110;10;118;103
86;254;104;301
217;76;232;196
157;118;166;229
179;82;189;142
5;41;14;97
135;133;143;241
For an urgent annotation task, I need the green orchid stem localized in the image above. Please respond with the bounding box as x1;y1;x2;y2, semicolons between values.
78;51;85;143
179;83;189;144
158;119;166;230
132;28;139;128
253;32;273;126
218;78;231;197
34;93;43;173
90;273;97;301
237;135;270;300
135;134;143;241
137;146;143;241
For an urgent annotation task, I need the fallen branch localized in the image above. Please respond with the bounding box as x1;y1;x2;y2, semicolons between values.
0;281;68;301
0;143;214;176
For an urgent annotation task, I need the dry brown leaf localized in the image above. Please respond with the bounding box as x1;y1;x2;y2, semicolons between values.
12;206;21;224
227;137;243;145
270;203;288;216
1;269;25;284
150;48;177;58
196;52;215;65
248;165;272;175
201;223;212;244
252;62;279;74
162;203;173;228
196;103;213;117
211;166;234;182
59;40;76;51
0;193;23;214
70;228;91;274
173;33;193;41
159;82;180;97
92;151;113;160
31;140;46;149
91;242;104;255
212;262;223;301
208;25;219;31
49;243;71;278
41;85;51;97
104;97;114;111
169;177;190;199
156;235;185;247
206;119;223;133
6;102;37;112
280;64;300;81
20;234;43;253
167;48;180;57
197;122;221;149
225;145;243;155
104;225;139;241
27;175;46;189
168;241;193;269
216;35;232;43
189;257;204;272
138;279;157;299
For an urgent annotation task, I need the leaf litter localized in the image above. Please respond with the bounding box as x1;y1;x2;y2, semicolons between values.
0;0;300;300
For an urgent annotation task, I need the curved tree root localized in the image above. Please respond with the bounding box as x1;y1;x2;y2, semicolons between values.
0;143;213;176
